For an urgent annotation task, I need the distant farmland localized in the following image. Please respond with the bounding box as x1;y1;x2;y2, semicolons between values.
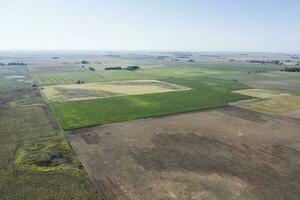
33;66;234;86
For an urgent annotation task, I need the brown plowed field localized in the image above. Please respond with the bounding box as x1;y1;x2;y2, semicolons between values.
69;106;300;200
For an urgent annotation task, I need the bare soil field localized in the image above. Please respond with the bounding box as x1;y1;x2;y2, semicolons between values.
69;106;300;200
42;80;190;102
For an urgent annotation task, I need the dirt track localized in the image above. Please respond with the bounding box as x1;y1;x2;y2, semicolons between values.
69;106;300;200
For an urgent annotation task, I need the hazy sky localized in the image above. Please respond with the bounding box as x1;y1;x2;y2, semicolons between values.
1;0;300;53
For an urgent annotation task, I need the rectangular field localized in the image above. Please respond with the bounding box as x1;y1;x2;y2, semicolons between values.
232;89;291;99
41;80;190;102
50;77;250;130
239;95;300;119
68;106;300;200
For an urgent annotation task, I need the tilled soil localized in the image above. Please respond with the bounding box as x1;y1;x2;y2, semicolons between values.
69;106;300;200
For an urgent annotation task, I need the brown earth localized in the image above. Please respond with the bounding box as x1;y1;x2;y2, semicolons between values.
69;106;300;200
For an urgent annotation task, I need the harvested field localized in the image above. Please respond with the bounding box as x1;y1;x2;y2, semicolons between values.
69;106;300;200
240;95;300;119
42;80;190;102
232;88;290;99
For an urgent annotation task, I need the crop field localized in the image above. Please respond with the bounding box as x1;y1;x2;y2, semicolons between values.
32;66;235;86
218;71;300;95
0;66;99;199
69;106;300;200
50;77;250;130
41;80;190;102
240;95;300;118
232;88;290;99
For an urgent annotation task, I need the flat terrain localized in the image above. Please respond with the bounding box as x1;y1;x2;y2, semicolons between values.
240;95;300;119
41;80;189;102
51;77;249;130
0;65;98;199
69;106;300;200
1;51;300;199
232;88;290;99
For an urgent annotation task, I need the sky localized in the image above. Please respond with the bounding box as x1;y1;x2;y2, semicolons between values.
0;0;300;53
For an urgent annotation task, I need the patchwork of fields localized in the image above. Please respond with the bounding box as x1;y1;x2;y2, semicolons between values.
33;66;236;86
50;77;250;130
2;53;300;200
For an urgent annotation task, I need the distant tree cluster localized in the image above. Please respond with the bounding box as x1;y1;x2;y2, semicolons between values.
187;59;195;62
7;62;27;66
76;80;85;84
248;70;266;74
105;67;122;70
126;66;140;71
247;60;282;65
281;67;300;72
88;67;95;71
0;63;5;66
81;60;89;64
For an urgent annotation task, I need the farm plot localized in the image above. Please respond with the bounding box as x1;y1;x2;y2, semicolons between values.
232;88;290;99
50;77;250;130
69;106;300;200
218;71;300;95
239;95;300;119
41;80;190;102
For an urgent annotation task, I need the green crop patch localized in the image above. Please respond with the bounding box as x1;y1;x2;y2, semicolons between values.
51;77;250;130
15;138;81;172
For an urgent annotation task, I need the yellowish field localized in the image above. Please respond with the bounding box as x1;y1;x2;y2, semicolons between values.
240;96;300;118
232;89;290;99
41;80;190;102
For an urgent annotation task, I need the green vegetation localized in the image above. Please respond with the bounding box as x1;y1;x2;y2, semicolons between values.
33;66;235;86
0;65;98;199
51;77;250;130
15;136;82;172
33;60;300;94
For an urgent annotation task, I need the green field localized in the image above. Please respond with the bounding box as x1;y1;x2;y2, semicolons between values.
51;77;250;130
33;66;235;86
33;60;300;95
